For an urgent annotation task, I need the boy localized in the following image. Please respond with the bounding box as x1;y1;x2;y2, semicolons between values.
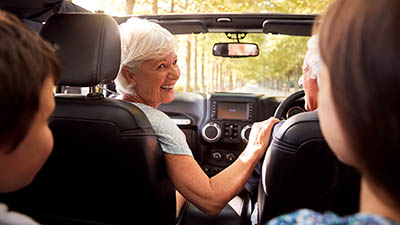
0;10;60;224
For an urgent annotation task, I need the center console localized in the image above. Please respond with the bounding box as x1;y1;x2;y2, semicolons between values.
200;93;258;176
160;92;279;177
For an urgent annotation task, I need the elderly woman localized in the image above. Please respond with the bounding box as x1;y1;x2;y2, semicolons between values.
115;17;279;216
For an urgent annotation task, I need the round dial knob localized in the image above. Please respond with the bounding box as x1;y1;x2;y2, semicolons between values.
241;124;252;143
202;122;221;143
212;152;223;161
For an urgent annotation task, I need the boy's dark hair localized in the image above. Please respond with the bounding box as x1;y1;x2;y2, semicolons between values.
0;10;60;152
319;0;400;209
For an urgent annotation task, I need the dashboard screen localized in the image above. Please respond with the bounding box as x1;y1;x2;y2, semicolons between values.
217;102;249;120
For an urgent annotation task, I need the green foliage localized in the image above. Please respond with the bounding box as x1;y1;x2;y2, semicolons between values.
176;32;308;85
169;0;333;90
187;0;333;14
74;0;333;92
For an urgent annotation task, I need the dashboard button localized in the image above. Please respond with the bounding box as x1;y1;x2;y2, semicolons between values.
226;153;236;162
212;152;223;161
213;167;222;173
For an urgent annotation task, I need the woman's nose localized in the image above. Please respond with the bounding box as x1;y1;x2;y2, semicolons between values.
168;65;180;79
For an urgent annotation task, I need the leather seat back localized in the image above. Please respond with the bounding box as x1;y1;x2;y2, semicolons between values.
0;13;176;225
258;111;360;224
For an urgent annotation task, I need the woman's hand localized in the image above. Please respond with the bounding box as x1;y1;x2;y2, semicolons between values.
243;117;280;160
165;117;280;216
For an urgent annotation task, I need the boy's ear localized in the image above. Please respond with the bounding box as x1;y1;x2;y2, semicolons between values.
121;65;136;87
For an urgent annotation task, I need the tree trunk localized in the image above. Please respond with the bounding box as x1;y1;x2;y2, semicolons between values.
228;70;233;91
238;79;243;89
216;64;220;91
201;48;205;92
294;66;300;91
125;0;136;14
170;0;175;13
220;65;222;91
184;0;189;11
262;80;267;88
286;73;291;92
153;0;158;14
185;37;191;92
211;62;216;91
193;36;198;91
219;64;224;91
215;64;219;91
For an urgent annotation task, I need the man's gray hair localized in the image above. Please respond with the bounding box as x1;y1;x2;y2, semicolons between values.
115;17;178;96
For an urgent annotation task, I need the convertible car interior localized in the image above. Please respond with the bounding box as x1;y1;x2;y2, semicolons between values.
0;5;360;225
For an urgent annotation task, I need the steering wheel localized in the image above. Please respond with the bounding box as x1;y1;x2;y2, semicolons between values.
273;90;305;119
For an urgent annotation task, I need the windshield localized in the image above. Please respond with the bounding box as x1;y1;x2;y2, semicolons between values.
73;0;332;15
173;33;309;96
72;0;332;96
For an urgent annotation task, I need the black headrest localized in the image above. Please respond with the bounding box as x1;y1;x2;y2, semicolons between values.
274;110;323;144
40;13;121;87
258;111;360;223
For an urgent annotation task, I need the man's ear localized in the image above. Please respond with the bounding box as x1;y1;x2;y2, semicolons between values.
121;66;136;87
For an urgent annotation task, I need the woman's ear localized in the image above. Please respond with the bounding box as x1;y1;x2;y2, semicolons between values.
121;65;136;88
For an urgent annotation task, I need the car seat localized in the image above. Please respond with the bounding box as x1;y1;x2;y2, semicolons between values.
257;111;360;224
0;13;176;225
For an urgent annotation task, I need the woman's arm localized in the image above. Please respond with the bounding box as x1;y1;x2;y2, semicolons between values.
165;118;279;216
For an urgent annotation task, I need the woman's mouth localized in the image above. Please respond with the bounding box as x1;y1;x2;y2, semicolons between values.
161;85;174;90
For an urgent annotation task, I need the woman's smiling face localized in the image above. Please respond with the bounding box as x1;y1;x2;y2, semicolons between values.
128;52;180;108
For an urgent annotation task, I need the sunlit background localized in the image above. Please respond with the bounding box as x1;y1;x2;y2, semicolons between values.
70;0;332;95
72;0;331;16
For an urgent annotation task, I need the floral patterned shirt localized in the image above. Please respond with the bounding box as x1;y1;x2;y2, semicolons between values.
267;209;398;225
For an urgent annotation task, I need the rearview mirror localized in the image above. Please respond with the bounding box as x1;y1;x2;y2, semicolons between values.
213;43;259;58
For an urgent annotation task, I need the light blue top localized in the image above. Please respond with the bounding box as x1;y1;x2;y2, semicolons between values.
134;103;193;157
267;209;399;225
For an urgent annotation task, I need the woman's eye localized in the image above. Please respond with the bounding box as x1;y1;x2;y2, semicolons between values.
173;60;178;65
158;64;166;70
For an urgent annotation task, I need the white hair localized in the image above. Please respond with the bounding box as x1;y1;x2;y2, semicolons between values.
303;34;322;85
115;17;178;96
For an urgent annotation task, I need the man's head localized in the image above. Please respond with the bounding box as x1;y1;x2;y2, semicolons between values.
0;10;60;192
298;35;322;111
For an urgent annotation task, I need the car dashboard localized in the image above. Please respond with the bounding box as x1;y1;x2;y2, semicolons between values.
158;92;281;176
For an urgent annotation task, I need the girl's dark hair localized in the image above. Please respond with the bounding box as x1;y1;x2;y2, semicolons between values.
319;0;400;209
0;10;60;152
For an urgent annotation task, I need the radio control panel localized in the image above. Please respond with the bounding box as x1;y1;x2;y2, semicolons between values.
199;93;269;176
202;99;255;144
